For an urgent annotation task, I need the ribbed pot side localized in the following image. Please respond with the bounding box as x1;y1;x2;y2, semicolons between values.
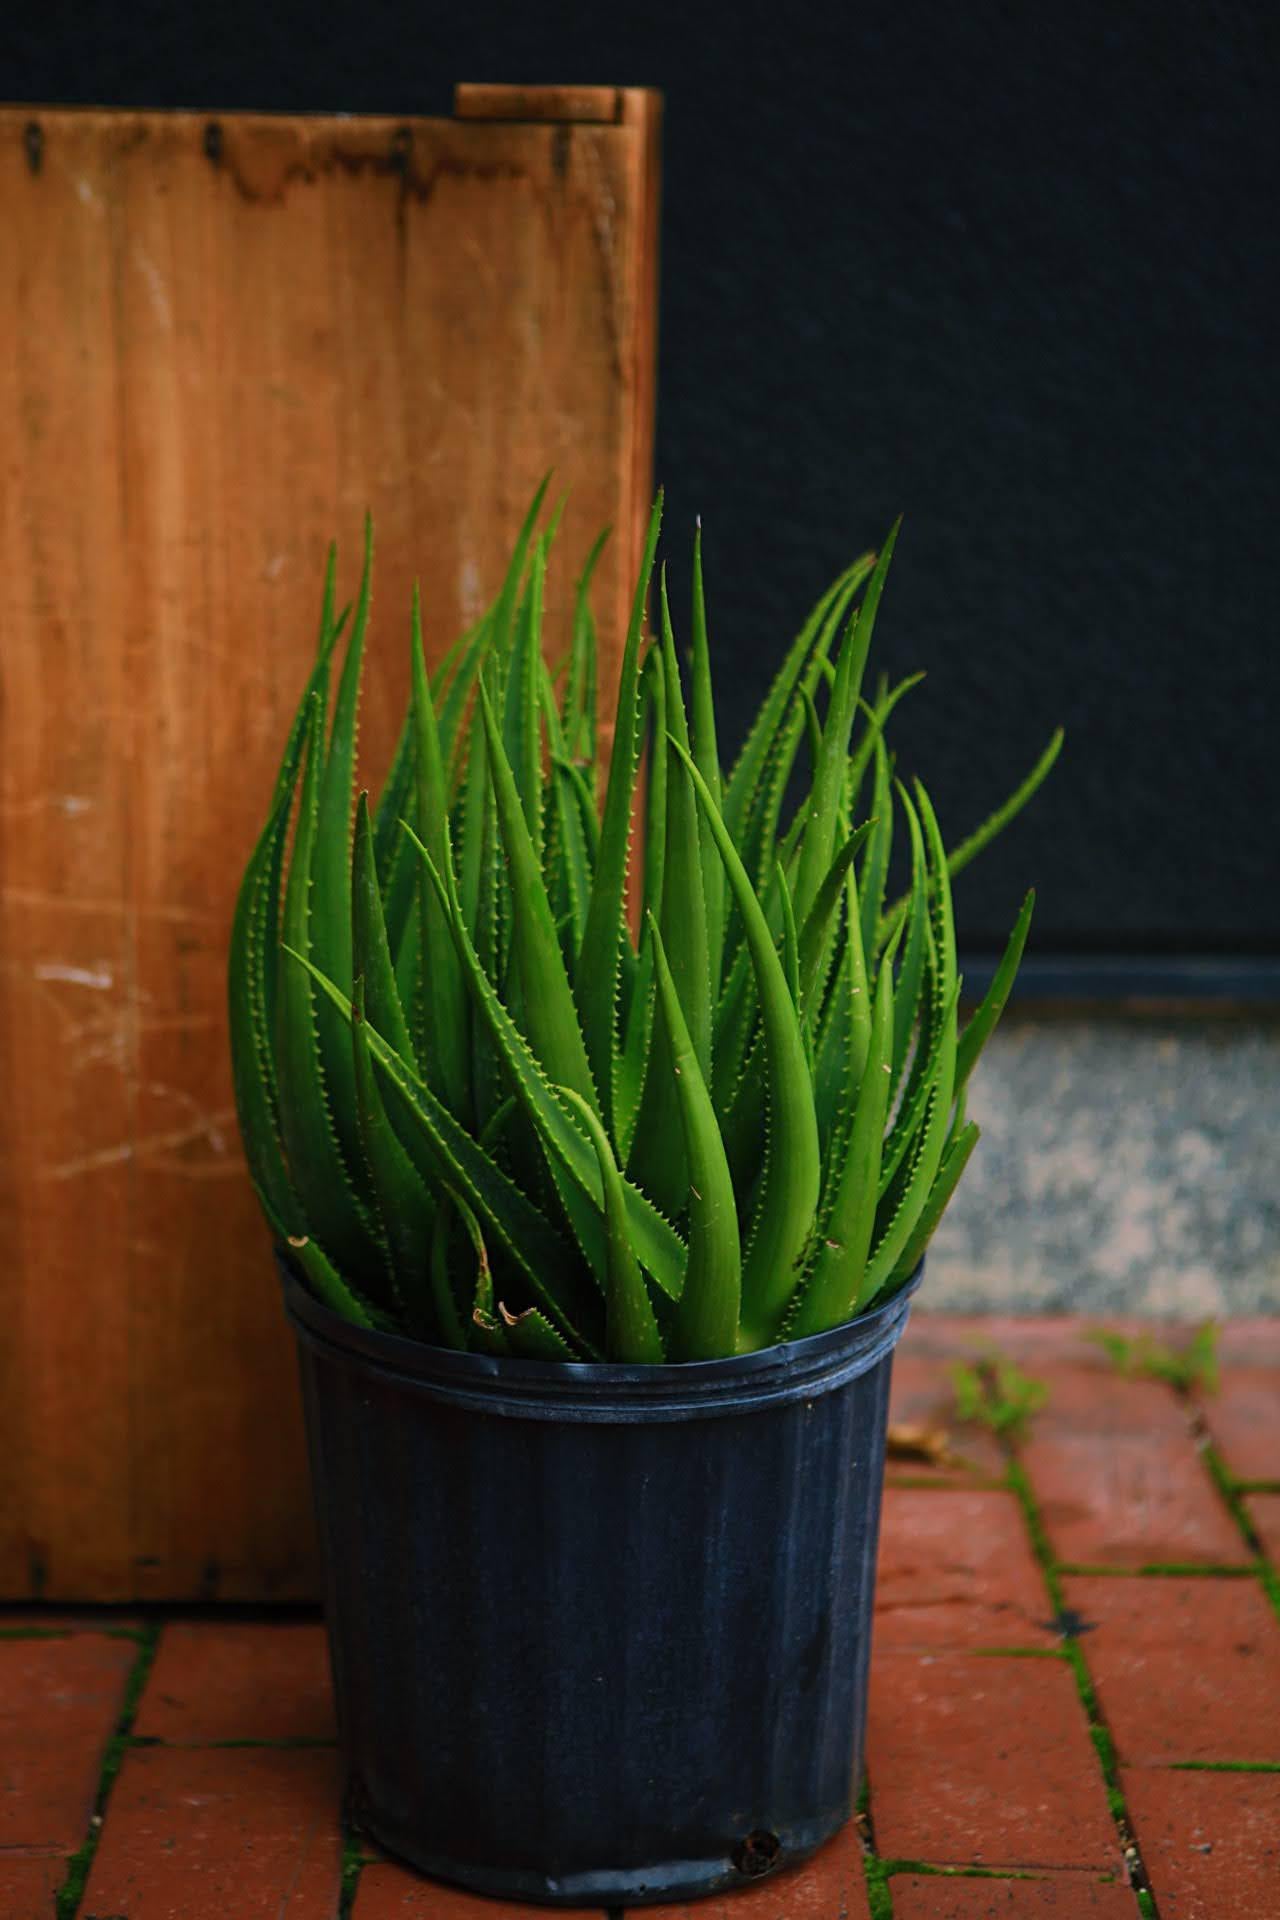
285;1260;920;1908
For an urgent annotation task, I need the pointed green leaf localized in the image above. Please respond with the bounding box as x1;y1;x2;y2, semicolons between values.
649;921;741;1362
790;954;895;1337
475;680;597;1107
559;1088;665;1363
955;890;1035;1098
672;739;820;1347
285;944;603;1357
576;492;663;1125
275;695;381;1274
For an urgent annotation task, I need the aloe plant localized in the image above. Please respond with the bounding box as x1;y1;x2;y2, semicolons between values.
229;491;1060;1363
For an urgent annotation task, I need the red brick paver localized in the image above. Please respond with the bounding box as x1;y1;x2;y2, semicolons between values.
1197;1371;1280;1485
876;1489;1056;1648
1019;1369;1247;1567
0;1631;135;1848
0;1852;69;1920
1246;1491;1280;1561
640;1818;871;1918
890;1873;1136;1916
133;1621;334;1744
1122;1768;1280;1919
81;1743;344;1917
867;1652;1119;1870
353;1857;604;1916
1062;1575;1280;1765
888;1353;1007;1484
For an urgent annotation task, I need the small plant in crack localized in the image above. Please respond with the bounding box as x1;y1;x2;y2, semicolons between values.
1085;1321;1219;1393
950;1354;1049;1439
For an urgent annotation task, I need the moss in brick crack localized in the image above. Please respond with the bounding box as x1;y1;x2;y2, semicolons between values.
55;1624;161;1920
951;1355;1049;1439
1169;1759;1280;1773
1056;1560;1258;1578
971;1644;1068;1660
863;1854;894;1920
1085;1321;1219;1393
337;1834;365;1919
1005;1459;1065;1610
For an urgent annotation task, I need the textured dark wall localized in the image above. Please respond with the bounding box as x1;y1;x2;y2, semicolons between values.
8;2;1278;954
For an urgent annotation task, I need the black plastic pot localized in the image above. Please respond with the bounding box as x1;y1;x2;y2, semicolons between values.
284;1256;922;1908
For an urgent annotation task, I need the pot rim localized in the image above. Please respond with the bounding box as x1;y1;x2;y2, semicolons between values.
280;1250;923;1422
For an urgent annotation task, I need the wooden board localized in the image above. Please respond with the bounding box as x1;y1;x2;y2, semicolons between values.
0;88;660;1600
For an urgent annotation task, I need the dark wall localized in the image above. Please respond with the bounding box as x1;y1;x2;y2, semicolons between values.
9;2;1278;958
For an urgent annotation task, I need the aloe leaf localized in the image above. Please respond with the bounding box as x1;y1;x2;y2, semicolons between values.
563;525;610;768
881;1120;981;1295
437;613;496;789
629;576;712;1216
639;646;667;929
285;945;603;1356
789;953;896;1338
673;740;820;1348
284;1234;378;1329
489;473;551;666
499;1303;580;1362
689;523;726;991
878;729;1063;948
553;755;601;864
793;520;899;926
858;997;957;1309
275;696;382;1274
776;859;801;1013
648;921;741;1362
474;680;597;1107
847;672;925;816
858;736;894;962
412;832;688;1303
351;974;433;1316
955;889;1035;1098
541;696;592;962
427;1187;472;1351
503;534;547;861
311;514;374;1169
796;822;874;1024
615;929;657;1165
738;588;852;903
576;492;663;1123
889;782;929;1095
229;778;305;1238
374;722;419;959
945;728;1064;884
722;552;874;846
411;590;471;1117
352;794;416;1063
455;683;490;942
559;1088;665;1363
878;978;960;1201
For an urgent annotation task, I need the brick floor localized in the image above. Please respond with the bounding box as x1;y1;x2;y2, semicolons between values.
867;1651;1120;1870
1061;1574;1280;1765
81;1744;344;1917
0;1631;136;1848
1196;1370;1280;1485
133;1621;334;1744
876;1488;1058;1648
1246;1490;1280;1561
1121;1768;1280;1919
1;1314;1276;1917
889;1873;1136;1916
0;1853;69;1920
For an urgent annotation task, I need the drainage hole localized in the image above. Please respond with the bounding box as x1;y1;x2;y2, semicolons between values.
733;1830;782;1877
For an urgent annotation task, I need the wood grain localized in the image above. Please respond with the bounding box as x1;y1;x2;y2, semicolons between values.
0;90;661;1599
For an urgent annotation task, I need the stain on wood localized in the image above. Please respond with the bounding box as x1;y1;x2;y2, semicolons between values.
0;86;661;1600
